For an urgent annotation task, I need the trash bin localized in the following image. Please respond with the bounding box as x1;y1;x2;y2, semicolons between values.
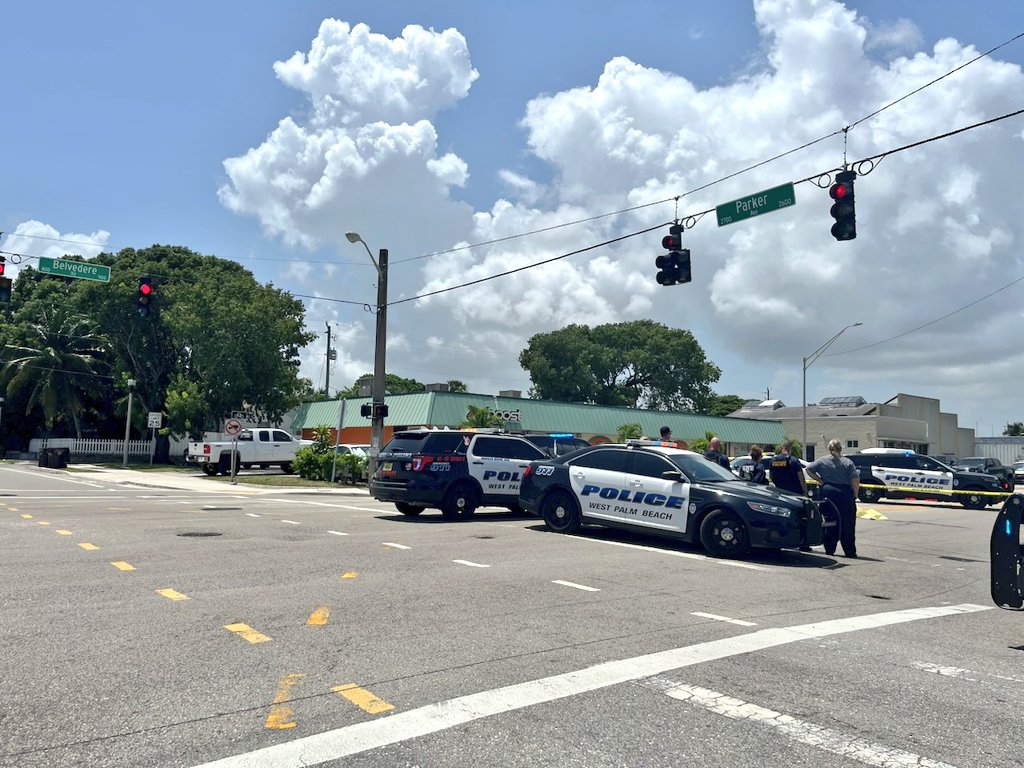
52;448;70;468
37;449;51;468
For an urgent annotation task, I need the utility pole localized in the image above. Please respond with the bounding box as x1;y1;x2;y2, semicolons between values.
324;321;332;397
370;248;389;478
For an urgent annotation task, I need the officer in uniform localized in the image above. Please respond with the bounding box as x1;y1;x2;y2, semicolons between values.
704;436;731;469
770;440;811;551
805;438;860;558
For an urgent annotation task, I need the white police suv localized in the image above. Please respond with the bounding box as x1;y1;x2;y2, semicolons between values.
518;441;825;558
370;429;548;520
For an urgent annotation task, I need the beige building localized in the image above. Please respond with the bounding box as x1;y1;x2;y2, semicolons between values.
729;392;975;462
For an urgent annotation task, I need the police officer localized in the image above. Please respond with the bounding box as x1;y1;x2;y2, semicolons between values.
704;436;730;469
769;440;807;496
746;445;770;484
806;438;860;558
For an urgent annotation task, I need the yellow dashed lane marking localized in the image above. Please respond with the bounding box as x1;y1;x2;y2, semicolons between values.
9;507;19;511
265;674;305;730
79;543;99;550
224;623;271;644
332;684;395;715
36;521;51;526
307;606;330;627
341;571;358;579
20;514;32;519
156;588;190;601
110;561;136;571
56;529;72;536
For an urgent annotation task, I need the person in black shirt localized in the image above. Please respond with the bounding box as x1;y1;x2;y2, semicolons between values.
769;440;807;496
704;436;730;469
747;445;769;484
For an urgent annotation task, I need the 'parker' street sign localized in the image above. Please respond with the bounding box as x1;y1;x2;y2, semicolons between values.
38;257;111;283
716;182;796;227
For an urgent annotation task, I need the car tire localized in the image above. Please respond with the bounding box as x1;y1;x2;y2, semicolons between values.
281;462;294;474
960;492;987;510
395;502;423;516
218;455;233;476
858;487;881;503
200;464;217;476
699;510;750;558
441;483;478;521
542;490;581;533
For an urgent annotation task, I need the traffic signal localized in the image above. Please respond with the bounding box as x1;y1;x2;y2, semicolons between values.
829;169;857;241
0;255;6;276
136;277;155;317
656;224;692;286
0;277;10;304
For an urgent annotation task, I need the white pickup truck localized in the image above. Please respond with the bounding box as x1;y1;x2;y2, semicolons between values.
186;428;310;475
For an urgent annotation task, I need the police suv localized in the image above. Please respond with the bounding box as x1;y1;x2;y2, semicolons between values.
849;448;1010;509
518;441;824;558
369;429;548;520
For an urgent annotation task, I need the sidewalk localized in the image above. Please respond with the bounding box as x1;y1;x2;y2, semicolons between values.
40;462;371;497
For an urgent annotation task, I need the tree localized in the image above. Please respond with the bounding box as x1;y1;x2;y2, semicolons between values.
707;394;748;417
1004;422;1024;436
2;309;109;438
335;373;425;398
518;321;721;411
459;404;503;428
616;423;642;442
447;379;467;393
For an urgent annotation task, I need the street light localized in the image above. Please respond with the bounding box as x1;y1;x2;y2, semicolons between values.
802;322;862;461
121;379;136;468
0;396;5;459
345;231;389;478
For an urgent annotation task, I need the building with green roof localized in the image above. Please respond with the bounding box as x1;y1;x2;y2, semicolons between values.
287;390;786;455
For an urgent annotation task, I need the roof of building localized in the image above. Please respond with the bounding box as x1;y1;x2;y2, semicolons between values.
288;391;787;445
731;402;878;420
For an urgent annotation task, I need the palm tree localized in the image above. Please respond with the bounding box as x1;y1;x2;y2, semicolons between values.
3;310;109;438
459;404;503;429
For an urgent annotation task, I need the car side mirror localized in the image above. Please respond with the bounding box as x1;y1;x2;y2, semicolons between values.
661;470;685;482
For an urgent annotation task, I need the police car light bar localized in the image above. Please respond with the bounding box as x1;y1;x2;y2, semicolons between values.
625;439;680;448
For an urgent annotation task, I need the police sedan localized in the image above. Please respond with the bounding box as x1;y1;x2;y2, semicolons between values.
519;441;824;558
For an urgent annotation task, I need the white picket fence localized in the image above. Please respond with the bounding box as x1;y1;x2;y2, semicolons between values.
29;437;190;458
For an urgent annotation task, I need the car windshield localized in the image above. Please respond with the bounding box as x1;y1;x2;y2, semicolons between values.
958;458;985;468
1014;462;1024;470
668;453;741;483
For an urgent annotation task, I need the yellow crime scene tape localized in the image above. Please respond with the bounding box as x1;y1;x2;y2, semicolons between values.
858;481;1011;498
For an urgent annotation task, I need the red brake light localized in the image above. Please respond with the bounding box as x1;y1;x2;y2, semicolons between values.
203;444;210;454
411;456;434;472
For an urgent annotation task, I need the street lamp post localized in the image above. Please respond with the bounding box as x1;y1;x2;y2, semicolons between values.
0;396;5;459
345;232;389;478
121;379;136;468
802;323;862;460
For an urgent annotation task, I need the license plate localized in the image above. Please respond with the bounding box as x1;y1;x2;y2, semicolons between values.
381;462;392;471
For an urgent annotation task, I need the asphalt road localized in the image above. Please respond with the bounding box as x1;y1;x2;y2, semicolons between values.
1;463;1022;768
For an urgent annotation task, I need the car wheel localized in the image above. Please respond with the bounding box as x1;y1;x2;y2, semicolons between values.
858;487;881;503
960;492;987;510
542;490;581;533
218;455;233;476
281;462;294;474
200;464;217;476
395;502;423;517
699;510;750;558
441;484;478;521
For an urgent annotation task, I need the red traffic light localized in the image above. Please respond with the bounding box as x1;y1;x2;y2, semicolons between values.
662;235;682;250
830;182;852;200
0;256;6;276
139;282;153;296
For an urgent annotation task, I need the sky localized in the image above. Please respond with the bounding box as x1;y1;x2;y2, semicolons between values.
3;0;1024;435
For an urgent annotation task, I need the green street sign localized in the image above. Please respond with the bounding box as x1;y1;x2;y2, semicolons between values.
38;257;111;283
716;182;796;227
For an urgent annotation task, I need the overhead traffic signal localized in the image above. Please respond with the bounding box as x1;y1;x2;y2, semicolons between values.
136;277;154;317
656;224;692;286
0;277;10;304
829;169;857;241
0;255;6;276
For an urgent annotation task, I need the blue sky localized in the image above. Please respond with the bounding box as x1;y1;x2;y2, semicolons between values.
3;1;1024;435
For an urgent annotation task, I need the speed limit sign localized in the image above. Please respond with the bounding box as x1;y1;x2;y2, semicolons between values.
224;418;242;436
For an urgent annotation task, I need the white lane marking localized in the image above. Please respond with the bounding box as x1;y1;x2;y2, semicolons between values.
382;542;411;550
656;680;957;768
691;612;757;627
245;513;260;518
0;466;105;487
573;536;766;570
281;520;301;525
452;559;490;568
553;580;600;592
327;530;349;536
252;499;370;511
188;603;989;768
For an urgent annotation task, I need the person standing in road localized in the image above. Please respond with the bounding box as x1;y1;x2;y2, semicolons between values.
746;445;769;484
769;440;807;496
805;438;860;558
704;436;730;469
660;426;673;443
